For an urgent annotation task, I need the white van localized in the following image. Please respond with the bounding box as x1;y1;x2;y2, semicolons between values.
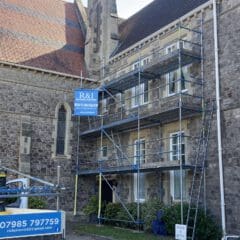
6;178;29;208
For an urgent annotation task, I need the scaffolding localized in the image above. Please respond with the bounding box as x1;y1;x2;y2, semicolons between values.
76;21;212;234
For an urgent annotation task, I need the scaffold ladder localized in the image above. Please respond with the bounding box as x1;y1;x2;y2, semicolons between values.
186;102;214;240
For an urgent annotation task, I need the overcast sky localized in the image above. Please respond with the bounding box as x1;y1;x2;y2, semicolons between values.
81;0;154;19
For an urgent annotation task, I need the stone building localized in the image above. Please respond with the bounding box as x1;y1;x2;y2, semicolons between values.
0;0;239;238
0;0;95;211
78;0;240;237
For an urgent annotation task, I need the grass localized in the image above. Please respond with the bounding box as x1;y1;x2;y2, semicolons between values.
74;224;173;240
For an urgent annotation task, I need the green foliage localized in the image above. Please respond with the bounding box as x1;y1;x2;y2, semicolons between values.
83;195;99;216
103;199;163;231
104;202;122;225
87;199;221;239
142;198;164;232
162;204;221;240
4;197;18;205
194;210;222;240
116;202;139;229
28;197;47;209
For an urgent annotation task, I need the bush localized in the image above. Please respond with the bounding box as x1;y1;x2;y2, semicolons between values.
83;195;99;216
28;197;46;209
102;199;164;231
116;202;139;229
142;198;164;232
83;195;106;223
162;204;221;240
103;202;122;225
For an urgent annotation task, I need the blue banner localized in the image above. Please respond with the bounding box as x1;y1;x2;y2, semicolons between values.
0;211;63;239
74;89;99;116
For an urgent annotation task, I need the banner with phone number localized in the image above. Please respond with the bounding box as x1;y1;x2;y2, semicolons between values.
0;211;63;239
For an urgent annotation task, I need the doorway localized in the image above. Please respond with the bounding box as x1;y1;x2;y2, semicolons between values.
102;180;113;204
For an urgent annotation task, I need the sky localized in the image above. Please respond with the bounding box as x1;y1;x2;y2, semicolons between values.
81;0;154;19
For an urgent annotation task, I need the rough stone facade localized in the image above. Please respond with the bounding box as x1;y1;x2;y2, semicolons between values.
0;0;239;238
0;62;95;213
203;0;240;234
78;0;240;236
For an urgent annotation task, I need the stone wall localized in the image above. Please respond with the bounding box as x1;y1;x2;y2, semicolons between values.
0;63;96;213
203;0;240;234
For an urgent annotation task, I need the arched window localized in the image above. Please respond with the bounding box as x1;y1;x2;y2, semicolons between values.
53;102;72;158
56;105;66;155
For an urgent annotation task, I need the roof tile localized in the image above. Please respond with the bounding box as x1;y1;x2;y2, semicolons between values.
0;0;85;76
114;0;209;55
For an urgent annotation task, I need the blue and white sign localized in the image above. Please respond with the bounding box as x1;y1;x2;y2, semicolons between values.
0;211;64;239
74;89;99;116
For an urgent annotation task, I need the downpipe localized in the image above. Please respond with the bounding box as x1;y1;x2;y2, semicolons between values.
212;0;226;238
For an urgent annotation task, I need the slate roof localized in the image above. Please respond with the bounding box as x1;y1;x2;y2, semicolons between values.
114;0;209;55
0;0;86;76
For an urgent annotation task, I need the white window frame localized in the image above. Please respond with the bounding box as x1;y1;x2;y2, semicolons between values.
169;131;185;162
165;39;189;55
133;62;140;70
132;57;150;71
100;98;108;114
134;139;146;165
131;83;148;107
169;131;186;201
166;65;190;96
133;139;146;203
165;42;178;54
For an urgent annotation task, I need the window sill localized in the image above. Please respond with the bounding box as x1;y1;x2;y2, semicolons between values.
167;89;188;97
134;199;146;203
51;154;71;160
172;199;188;203
131;102;149;109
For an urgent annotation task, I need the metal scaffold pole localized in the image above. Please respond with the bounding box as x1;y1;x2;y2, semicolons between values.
178;23;184;225
200;11;207;214
73;116;81;216
56;165;61;211
98;172;102;223
98;90;104;224
73;71;83;216
136;55;141;228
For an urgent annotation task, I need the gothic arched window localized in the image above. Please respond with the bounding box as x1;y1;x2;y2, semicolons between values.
56;105;66;155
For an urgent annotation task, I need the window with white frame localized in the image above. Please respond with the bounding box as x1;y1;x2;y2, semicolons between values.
134;139;146;164
167;69;178;95
116;93;123;109
133;62;140;70
166;65;190;96
170;131;186;201
170;170;186;201
134;139;146;202
165;38;189;55
100;98;108;114
132;57;150;71
131;83;148;107
170;132;185;162
166;42;178;54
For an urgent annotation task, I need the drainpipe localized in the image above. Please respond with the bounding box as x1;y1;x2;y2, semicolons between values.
212;0;226;238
